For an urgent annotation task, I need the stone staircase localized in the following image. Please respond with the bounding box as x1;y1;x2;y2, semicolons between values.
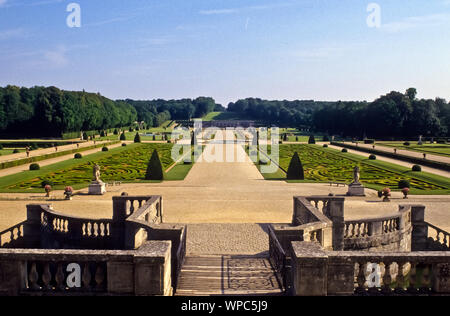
175;255;285;296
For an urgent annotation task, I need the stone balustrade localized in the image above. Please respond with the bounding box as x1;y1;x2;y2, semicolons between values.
0;240;172;296
0;221;27;248
36;205;114;250
290;241;450;296
425;222;450;251
343;205;412;251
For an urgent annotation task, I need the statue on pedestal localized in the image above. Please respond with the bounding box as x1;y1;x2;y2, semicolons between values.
352;166;360;184
88;164;106;195
347;165;365;196
93;164;101;183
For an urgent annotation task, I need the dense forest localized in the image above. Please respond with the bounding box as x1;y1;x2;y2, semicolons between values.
122;97;222;128
227;98;335;128
0;86;137;138
228;88;450;138
0;86;220;138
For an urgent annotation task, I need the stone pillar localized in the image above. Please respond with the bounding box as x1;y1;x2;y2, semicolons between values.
411;205;427;251
432;263;450;293
290;241;328;296
0;260;26;296
111;197;128;249
326;257;355;295
25;204;46;248
134;241;172;296
107;259;134;295
328;199;345;251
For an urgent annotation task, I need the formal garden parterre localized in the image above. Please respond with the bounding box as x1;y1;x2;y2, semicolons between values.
0;143;196;192
255;144;450;194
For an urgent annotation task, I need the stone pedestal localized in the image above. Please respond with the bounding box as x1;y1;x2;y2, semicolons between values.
88;181;106;195
347;183;365;196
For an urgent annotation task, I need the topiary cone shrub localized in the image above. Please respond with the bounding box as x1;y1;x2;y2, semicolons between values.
308;135;316;144
286;152;305;180
120;132;126;141
145;149;164;180
134;132;141;143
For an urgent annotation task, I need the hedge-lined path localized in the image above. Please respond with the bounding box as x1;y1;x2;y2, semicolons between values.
339;142;450;163
0;140;114;163
327;143;450;178
0;142;124;178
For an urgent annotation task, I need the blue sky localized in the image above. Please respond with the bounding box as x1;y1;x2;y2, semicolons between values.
0;0;449;106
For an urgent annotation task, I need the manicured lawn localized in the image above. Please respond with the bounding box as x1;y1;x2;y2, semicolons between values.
254;144;450;194
377;142;450;157
0;143;196;192
201;112;251;121
0;149;24;155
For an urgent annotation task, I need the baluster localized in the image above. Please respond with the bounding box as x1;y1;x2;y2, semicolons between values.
395;261;406;294
138;200;143;208
436;231;441;244
55;263;65;290
42;263;52;290
82;263;92;290
382;261;393;294
345;223;349;238
351;223;355;237
356;262;367;294
95;265;105;289
130;200;135;214
28;262;40;290
419;265;431;293
407;262;417;294
93;222;99;237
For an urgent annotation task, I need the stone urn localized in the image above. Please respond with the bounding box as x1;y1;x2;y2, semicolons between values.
44;185;52;198
64;186;73;200
381;187;391;202
402;187;410;199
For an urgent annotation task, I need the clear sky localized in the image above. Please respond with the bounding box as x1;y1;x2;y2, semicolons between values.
0;0;449;106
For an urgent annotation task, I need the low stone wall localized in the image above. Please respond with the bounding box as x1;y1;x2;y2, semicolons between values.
0;240;172;296
343;205;413;252
290;241;450;296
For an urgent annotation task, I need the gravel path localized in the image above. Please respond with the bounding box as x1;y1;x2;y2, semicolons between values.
186;224;270;255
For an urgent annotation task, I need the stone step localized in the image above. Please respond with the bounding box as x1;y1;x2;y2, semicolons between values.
175;255;284;296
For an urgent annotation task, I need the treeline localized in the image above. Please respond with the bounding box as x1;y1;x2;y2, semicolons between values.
228;88;450;138
0;86;221;138
227;98;335;128
312;89;450;138
122;97;220;127
0;86;137;138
